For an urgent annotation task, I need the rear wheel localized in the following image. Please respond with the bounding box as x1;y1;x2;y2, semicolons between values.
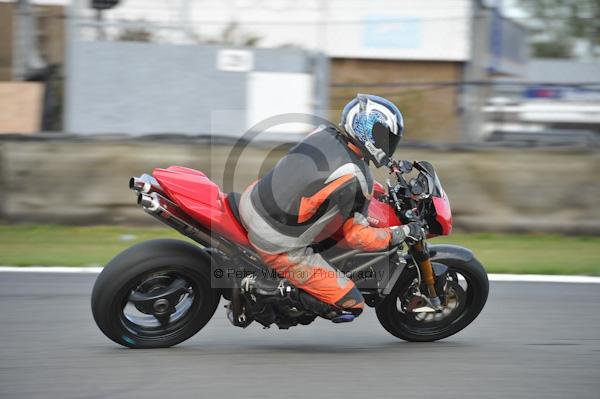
91;239;221;348
376;258;488;342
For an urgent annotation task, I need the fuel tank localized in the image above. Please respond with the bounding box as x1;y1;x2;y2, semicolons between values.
367;199;402;228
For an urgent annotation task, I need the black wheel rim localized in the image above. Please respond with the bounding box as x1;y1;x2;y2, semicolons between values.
390;266;479;337
116;268;205;341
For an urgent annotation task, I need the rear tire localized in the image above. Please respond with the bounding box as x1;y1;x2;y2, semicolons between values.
376;257;488;342
91;239;221;348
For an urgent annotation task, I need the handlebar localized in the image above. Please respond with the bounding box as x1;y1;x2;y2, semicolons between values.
387;159;442;304
386;158;430;233
388;158;413;174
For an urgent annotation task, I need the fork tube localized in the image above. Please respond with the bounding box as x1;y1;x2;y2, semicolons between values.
413;242;438;298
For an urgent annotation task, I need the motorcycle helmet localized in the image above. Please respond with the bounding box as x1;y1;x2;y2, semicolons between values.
340;94;404;167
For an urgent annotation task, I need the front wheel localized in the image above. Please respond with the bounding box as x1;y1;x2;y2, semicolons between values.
376;257;489;342
91;239;221;348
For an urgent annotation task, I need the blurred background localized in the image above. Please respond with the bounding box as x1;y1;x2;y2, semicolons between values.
3;4;600;398
0;0;599;273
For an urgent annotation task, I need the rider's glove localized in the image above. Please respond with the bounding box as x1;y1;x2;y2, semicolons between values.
390;222;425;246
402;222;426;244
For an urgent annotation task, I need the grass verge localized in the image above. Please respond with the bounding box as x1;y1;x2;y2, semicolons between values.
0;225;598;275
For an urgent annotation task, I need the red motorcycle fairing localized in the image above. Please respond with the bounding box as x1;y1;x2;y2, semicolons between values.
432;194;452;236
152;167;451;248
367;199;402;229
368;180;453;237
153;166;250;246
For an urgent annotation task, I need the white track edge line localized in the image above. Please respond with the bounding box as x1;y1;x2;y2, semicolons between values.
0;266;103;273
0;267;599;283
487;274;600;283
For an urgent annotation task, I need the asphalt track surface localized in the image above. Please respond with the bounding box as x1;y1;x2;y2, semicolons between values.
1;273;599;399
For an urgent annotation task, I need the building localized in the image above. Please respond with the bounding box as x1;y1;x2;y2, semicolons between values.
0;1;65;133
84;0;528;142
2;0;529;141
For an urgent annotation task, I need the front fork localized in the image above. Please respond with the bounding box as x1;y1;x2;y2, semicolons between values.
409;241;442;307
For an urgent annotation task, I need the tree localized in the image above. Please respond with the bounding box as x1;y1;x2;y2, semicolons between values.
518;0;600;58
201;22;262;47
532;41;572;58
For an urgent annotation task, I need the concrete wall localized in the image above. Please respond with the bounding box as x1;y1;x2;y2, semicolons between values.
1;139;599;234
66;41;328;136
330;59;463;142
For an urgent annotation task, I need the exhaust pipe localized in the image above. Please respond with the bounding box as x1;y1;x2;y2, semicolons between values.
130;177;150;193
137;193;160;211
137;191;228;252
129;173;162;194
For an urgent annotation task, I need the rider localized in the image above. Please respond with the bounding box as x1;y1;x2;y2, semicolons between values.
238;94;425;321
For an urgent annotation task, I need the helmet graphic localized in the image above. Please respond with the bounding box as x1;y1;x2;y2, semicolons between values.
340;94;404;167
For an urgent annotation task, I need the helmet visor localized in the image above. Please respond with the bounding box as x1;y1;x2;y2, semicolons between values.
372;122;401;159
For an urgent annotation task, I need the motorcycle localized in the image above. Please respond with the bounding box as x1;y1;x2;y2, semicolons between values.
91;159;489;348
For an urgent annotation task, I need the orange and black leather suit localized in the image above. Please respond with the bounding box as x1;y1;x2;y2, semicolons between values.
239;126;399;314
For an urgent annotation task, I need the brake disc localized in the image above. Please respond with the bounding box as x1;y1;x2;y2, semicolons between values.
411;280;467;323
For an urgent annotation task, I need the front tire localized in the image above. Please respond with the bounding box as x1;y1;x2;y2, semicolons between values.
91;239;221;348
376;257;488;342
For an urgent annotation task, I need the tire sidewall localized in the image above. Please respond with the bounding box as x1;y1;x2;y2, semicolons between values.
91;239;221;348
376;257;489;342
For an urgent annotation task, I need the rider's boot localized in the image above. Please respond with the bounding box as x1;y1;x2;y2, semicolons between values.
241;275;353;321
298;292;361;323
